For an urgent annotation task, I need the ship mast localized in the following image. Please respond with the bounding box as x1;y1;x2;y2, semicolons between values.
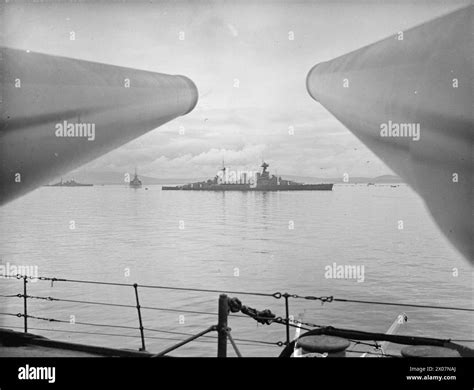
221;159;226;183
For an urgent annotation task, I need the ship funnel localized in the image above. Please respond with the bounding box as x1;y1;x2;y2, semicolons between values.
306;6;473;263
0;47;198;205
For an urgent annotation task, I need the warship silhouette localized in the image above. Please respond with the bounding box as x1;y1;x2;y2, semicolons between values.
45;178;93;187
162;162;333;191
129;169;142;189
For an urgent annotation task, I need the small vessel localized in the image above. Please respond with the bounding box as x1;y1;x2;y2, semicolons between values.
129;169;142;189
45;178;93;187
162;162;333;191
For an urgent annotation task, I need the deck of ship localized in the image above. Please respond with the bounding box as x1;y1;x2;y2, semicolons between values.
0;328;151;357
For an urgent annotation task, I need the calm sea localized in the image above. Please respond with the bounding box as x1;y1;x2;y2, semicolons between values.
0;184;472;356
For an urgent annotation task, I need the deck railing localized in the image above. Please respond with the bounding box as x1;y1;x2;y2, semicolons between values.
1;273;473;357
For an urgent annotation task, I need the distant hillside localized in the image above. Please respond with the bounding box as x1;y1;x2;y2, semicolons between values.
372;175;404;183
50;171;206;185
58;171;403;185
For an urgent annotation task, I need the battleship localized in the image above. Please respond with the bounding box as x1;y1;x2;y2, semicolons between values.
45;178;93;187
129;169;143;189
162;162;333;191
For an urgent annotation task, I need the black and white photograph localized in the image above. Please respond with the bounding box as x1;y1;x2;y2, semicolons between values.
0;0;472;386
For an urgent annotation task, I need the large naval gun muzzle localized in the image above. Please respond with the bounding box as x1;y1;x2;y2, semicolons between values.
0;47;198;205
306;6;473;263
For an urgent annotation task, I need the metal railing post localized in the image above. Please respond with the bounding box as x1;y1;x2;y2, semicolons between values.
23;276;27;333
283;293;290;345
217;294;228;357
227;330;242;357
153;326;217;357
133;283;146;351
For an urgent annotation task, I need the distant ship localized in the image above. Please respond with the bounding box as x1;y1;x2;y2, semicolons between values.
45;178;93;187
162;162;333;191
129;169;142;189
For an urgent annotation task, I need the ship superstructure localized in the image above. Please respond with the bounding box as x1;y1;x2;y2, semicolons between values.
162;162;333;191
129;169;142;189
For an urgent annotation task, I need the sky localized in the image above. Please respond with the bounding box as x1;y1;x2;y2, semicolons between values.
1;0;469;179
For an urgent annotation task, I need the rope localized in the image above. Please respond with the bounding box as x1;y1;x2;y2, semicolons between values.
229;297;275;324
256;316;313;331
345;349;399;358
291;319;325;328
229;336;284;347
3;325;172;341
18;294;225;317
5;293;246;318
228;297;314;332
348;339;381;349
144;325;281;347
0;274;279;298
332;297;474;312
1;325;254;347
16;313;140;330
292;294;474;312
0;312;19;317
22;295;134;308
291;294;335;303
23;313;282;347
2;312;283;347
3;273;473;312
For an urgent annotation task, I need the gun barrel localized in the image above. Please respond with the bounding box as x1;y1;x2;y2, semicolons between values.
307;6;473;262
1;47;198;204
